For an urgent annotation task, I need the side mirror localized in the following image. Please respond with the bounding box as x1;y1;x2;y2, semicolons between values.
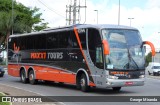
142;41;155;56
102;40;110;55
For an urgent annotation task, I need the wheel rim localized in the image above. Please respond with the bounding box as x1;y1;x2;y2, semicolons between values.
21;72;25;81
29;73;34;81
80;78;85;87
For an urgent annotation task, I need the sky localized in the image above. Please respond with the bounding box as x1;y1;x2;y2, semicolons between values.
15;0;160;50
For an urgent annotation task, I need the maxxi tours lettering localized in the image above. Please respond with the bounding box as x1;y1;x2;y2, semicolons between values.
48;52;63;59
31;52;46;59
31;52;63;60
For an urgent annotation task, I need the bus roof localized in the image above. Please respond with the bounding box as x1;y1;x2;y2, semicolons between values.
44;24;138;31
9;24;138;37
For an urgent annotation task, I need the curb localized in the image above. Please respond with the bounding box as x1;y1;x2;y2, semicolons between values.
0;83;43;96
0;92;6;96
0;92;12;105
147;75;160;79
0;84;64;105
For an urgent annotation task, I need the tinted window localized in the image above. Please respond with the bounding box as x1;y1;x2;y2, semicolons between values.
25;36;34;49
34;34;46;49
153;66;160;69
58;31;70;48
46;33;59;49
88;28;103;68
70;30;78;48
78;29;86;49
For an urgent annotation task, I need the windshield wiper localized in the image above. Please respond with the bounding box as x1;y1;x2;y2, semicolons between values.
128;49;139;70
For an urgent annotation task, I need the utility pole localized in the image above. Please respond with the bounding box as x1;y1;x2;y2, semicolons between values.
66;1;72;25
128;18;134;26
94;10;98;24
118;0;120;25
66;0;87;25
73;0;77;24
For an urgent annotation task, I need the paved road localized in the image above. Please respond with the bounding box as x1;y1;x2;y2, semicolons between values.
0;71;160;105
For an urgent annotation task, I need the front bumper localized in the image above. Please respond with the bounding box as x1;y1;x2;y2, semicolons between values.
153;71;160;75
106;78;145;88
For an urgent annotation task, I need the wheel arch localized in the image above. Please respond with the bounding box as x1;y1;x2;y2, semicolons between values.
76;68;89;85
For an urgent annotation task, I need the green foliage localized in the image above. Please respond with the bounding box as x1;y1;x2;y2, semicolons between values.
0;92;11;105
33;22;49;32
0;0;49;50
145;52;152;66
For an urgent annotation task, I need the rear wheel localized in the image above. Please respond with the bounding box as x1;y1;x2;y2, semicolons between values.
80;74;89;92
20;69;28;83
29;70;37;85
112;87;121;91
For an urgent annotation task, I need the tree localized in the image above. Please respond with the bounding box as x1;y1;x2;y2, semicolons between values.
145;52;152;66
0;0;49;50
0;11;13;50
33;22;49;32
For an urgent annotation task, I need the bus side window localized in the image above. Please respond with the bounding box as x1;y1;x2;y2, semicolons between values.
88;28;104;69
58;31;69;48
96;47;103;69
70;31;78;48
34;34;46;49
79;30;86;49
46;33;59;49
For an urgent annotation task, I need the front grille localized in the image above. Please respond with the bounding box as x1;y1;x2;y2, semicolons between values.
109;70;144;79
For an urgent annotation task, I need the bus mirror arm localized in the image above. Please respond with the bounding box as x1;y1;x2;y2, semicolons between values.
102;40;110;55
142;41;155;56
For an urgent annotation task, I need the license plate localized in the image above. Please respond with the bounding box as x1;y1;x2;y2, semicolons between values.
125;82;133;85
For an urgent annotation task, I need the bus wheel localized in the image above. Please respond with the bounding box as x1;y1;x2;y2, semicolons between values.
112;87;121;91
20;69;28;83
80;74;89;92
29;70;37;85
76;75;81;90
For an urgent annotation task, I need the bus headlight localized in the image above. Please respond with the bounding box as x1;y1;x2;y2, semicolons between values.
139;75;145;78
109;75;119;79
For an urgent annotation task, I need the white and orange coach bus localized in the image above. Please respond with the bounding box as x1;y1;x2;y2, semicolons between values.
8;24;155;92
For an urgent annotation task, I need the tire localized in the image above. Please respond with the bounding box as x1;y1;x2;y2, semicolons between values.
59;82;64;85
148;71;151;75
112;87;121;91
20;69;28;83
153;72;156;76
80;74;89;92
76;76;81;90
0;74;4;77
29;70;37;85
45;80;54;84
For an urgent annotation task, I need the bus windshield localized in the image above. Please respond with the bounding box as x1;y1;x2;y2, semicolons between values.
102;29;145;70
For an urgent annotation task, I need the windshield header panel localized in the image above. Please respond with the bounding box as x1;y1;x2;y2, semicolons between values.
102;29;142;47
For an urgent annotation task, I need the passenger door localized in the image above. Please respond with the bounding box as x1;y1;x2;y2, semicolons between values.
87;28;105;87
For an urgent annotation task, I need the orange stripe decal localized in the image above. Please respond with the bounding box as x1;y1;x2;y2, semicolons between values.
73;27;90;72
8;64;76;84
89;82;96;87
